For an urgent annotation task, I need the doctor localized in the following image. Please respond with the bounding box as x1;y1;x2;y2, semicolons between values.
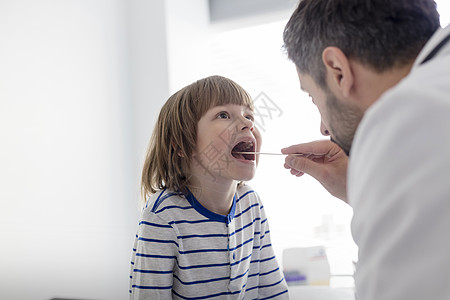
281;0;450;299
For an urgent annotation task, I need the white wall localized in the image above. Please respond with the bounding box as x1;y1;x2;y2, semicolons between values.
129;0;170;158
165;0;211;92
0;0;169;299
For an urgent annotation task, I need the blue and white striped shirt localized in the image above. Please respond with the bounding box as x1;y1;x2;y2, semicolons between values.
129;184;288;299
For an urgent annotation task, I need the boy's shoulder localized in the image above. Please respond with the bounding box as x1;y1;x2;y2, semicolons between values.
143;189;188;214
236;184;261;204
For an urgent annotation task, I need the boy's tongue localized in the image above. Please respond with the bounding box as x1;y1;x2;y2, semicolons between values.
231;142;255;161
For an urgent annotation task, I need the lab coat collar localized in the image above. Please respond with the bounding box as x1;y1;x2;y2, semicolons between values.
414;24;450;69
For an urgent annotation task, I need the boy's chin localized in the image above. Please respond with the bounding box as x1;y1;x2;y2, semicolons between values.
235;172;256;182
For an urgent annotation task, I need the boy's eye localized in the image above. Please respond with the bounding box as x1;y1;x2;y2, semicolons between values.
245;114;254;121
217;112;230;119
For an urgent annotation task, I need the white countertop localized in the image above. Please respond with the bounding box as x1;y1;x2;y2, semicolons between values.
288;286;355;300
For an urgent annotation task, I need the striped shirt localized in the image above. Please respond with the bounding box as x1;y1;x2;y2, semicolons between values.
129;184;289;299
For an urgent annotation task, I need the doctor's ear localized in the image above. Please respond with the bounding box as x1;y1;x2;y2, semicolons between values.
322;47;353;98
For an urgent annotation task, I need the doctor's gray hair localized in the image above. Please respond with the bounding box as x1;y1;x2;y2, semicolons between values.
283;0;440;88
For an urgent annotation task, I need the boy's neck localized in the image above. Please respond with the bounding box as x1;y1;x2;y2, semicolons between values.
187;177;238;216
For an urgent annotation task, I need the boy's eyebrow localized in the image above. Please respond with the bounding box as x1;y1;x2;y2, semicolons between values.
243;106;254;114
209;105;227;112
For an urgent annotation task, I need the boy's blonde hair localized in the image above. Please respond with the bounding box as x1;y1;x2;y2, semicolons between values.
141;75;254;199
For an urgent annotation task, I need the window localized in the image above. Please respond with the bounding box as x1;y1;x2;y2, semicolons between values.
204;20;356;287
436;0;450;26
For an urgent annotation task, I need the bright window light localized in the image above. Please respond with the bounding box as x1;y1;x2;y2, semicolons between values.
436;0;450;26
204;21;356;287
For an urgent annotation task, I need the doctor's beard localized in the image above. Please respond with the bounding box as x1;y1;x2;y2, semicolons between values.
325;90;364;157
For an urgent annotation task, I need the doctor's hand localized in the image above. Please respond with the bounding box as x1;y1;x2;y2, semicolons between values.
281;140;349;203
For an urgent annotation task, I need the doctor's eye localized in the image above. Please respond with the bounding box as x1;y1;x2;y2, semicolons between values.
217;112;230;119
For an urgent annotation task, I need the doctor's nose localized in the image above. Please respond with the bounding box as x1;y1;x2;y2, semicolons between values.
320;120;330;136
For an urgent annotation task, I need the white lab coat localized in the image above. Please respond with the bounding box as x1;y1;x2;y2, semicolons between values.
349;25;450;300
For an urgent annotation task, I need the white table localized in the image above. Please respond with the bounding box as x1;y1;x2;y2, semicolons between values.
288;286;355;300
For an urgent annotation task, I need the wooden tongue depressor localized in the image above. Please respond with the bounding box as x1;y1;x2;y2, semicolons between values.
232;152;325;157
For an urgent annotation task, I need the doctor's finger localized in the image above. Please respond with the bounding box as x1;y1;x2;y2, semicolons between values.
281;140;330;156
285;155;325;181
292;169;305;177
284;163;305;177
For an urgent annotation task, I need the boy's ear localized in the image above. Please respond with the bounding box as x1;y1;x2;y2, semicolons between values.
322;46;353;98
171;142;185;157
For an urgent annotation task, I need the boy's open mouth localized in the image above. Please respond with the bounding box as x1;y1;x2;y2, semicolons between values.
231;140;256;161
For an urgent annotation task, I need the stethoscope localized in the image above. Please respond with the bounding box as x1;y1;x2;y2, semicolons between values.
420;30;450;65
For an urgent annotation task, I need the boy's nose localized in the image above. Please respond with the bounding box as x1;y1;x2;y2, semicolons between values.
240;117;254;131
